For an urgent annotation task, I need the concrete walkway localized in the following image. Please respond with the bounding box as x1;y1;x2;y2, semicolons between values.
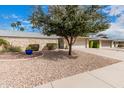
36;47;124;88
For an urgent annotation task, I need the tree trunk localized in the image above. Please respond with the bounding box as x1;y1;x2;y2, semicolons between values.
68;44;72;55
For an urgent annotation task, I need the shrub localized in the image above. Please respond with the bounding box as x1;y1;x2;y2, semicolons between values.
46;43;57;50
0;38;10;49
92;41;99;48
26;46;32;50
89;40;99;48
89;40;93;48
28;44;39;51
3;45;22;52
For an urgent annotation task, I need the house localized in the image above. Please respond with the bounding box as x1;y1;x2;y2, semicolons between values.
0;30;123;50
0;30;61;51
113;40;124;48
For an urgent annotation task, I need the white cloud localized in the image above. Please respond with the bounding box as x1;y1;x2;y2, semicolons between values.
101;5;124;39
106;6;124;27
107;6;124;16
1;14;19;19
17;18;30;24
1;15;9;19
22;20;30;24
11;14;18;18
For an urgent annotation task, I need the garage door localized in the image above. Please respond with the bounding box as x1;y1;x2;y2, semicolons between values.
101;41;111;48
73;38;87;48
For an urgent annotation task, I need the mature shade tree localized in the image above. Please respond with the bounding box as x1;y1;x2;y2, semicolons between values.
30;5;110;55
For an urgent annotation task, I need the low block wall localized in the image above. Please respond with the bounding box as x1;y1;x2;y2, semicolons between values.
1;37;59;51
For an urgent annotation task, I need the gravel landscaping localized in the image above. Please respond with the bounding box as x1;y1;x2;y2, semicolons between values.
0;50;119;88
0;51;43;59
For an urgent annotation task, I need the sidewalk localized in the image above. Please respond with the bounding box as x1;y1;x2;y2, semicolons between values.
36;62;124;88
36;47;124;88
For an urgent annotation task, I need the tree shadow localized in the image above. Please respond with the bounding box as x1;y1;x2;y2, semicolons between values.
42;50;78;61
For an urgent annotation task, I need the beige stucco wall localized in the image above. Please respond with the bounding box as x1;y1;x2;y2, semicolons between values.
0;37;58;51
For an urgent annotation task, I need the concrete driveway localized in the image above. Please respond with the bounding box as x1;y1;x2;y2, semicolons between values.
73;46;124;61
36;47;124;88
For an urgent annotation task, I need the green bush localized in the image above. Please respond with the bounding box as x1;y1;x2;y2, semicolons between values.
93;41;99;48
89;40;99;48
26;46;32;50
3;45;22;52
89;41;93;48
28;44;39;51
0;38;10;49
46;43;57;50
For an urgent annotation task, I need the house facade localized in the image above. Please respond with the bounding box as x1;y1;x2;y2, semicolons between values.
0;30;123;50
0;30;60;51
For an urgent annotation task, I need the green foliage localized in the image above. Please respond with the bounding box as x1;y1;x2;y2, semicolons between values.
89;40;99;48
46;43;57;50
29;5;45;31
28;44;39;51
93;41;99;48
0;38;10;49
38;5;109;36
89;40;93;48
3;45;22;52
0;39;22;52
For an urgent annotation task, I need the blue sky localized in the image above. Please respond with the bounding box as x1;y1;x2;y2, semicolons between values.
0;5;32;31
0;5;48;32
0;5;124;39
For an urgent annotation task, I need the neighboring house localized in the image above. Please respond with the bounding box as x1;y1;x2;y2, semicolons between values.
0;30;61;51
89;38;114;48
72;37;124;48
113;40;124;48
